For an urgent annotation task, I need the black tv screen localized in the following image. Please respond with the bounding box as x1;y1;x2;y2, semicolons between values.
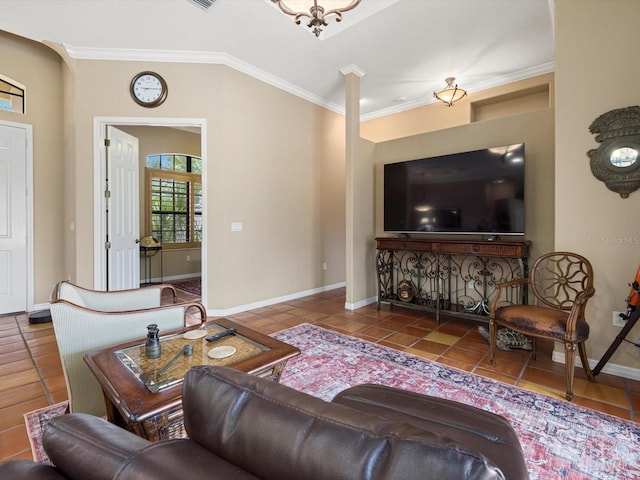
384;143;525;235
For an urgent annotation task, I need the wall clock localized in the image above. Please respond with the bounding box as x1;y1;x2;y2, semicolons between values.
130;71;168;108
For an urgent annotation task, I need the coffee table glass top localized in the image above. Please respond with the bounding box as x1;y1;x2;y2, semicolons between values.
115;324;269;393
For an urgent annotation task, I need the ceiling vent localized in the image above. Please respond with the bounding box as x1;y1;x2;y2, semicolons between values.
190;0;215;9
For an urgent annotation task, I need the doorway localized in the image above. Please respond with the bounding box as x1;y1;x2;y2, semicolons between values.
0;120;34;314
93;117;207;305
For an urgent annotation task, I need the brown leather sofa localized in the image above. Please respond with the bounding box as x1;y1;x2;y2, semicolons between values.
1;365;529;479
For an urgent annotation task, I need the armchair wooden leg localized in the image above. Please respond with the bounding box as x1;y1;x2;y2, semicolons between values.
489;318;497;366
531;337;537;360
565;343;576;401
578;342;596;382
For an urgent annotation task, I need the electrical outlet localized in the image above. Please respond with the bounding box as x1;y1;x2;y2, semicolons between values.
186;255;191;262
322;262;327;271
612;311;627;327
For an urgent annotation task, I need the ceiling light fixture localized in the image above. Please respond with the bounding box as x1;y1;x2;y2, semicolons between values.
433;77;467;107
271;0;362;37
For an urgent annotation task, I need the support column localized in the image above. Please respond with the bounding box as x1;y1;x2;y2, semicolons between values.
340;64;369;309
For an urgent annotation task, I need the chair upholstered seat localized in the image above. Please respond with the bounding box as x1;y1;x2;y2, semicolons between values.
494;304;590;341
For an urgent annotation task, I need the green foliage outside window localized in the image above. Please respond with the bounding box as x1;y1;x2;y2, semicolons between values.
146;154;202;247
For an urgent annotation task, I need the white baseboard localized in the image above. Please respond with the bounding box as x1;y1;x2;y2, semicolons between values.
33;302;50;312
552;350;640;381
345;296;377;311
206;282;346;317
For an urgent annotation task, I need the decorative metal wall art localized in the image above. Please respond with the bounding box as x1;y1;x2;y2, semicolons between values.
587;105;640;198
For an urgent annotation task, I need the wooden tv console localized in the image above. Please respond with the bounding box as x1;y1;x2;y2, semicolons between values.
375;237;530;323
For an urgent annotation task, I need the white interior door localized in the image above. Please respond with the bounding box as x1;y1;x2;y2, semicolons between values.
106;126;140;291
0;123;27;313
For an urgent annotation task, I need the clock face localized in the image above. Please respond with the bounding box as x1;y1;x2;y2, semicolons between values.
130;72;167;107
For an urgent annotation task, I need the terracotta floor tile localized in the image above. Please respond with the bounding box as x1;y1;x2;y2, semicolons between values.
404;348;439;361
409;318;439;330
424;331;460;346
3;358;35;376
0;340;26;356
0;424;31;462
517;380;566;401
0;397;50;431
0;333;23;347
0;383;47;409
473;367;518;385
436;322;475;337
359;326;394;340
438;357;475;372
572;379;629;408
410;339;450;355
442;347;485;365
397;325;431;337
572;396;632;420
0;371;41;393
479;357;526;378
383;332;420;347
520;368;568;393
375;319;419;331
453;338;491;355
350;332;385;344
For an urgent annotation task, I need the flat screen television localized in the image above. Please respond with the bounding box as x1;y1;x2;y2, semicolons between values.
383;143;525;235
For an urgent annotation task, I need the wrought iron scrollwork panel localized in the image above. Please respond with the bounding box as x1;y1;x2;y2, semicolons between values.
445;255;525;315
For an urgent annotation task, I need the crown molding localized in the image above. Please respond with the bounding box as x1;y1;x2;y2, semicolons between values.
63;44;553;122
340;64;366;78
360;61;556;122
63;44;345;115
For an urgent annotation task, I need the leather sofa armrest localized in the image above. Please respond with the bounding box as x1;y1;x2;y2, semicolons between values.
0;459;69;480
43;413;150;480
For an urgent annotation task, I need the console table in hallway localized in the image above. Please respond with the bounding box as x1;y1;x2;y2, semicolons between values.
375;237;530;324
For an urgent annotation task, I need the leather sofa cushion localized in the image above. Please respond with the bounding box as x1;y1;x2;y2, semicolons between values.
183;366;507;480
114;440;260;480
333;384;528;480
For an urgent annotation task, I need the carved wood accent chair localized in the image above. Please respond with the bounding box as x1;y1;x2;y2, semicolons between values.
489;252;596;400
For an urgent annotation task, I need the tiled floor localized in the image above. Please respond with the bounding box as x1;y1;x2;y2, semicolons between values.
1;286;638;463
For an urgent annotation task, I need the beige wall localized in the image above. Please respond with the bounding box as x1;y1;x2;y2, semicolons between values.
0;31;65;304
1;32;346;310
373;109;555;263
555;0;640;372
118;125;202;281
362;74;553;143
65;58;345;310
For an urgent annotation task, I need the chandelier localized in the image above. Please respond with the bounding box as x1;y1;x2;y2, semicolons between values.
433;77;468;107
271;0;362;37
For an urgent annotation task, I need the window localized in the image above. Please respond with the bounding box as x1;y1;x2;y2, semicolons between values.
146;154;202;248
0;74;26;114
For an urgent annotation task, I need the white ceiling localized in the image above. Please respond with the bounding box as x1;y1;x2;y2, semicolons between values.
0;0;554;119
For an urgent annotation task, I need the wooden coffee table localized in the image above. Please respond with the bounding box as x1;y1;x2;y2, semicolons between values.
84;318;300;441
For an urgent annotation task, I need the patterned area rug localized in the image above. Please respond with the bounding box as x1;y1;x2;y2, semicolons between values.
23;401;69;464
172;278;201;296
274;324;640;480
